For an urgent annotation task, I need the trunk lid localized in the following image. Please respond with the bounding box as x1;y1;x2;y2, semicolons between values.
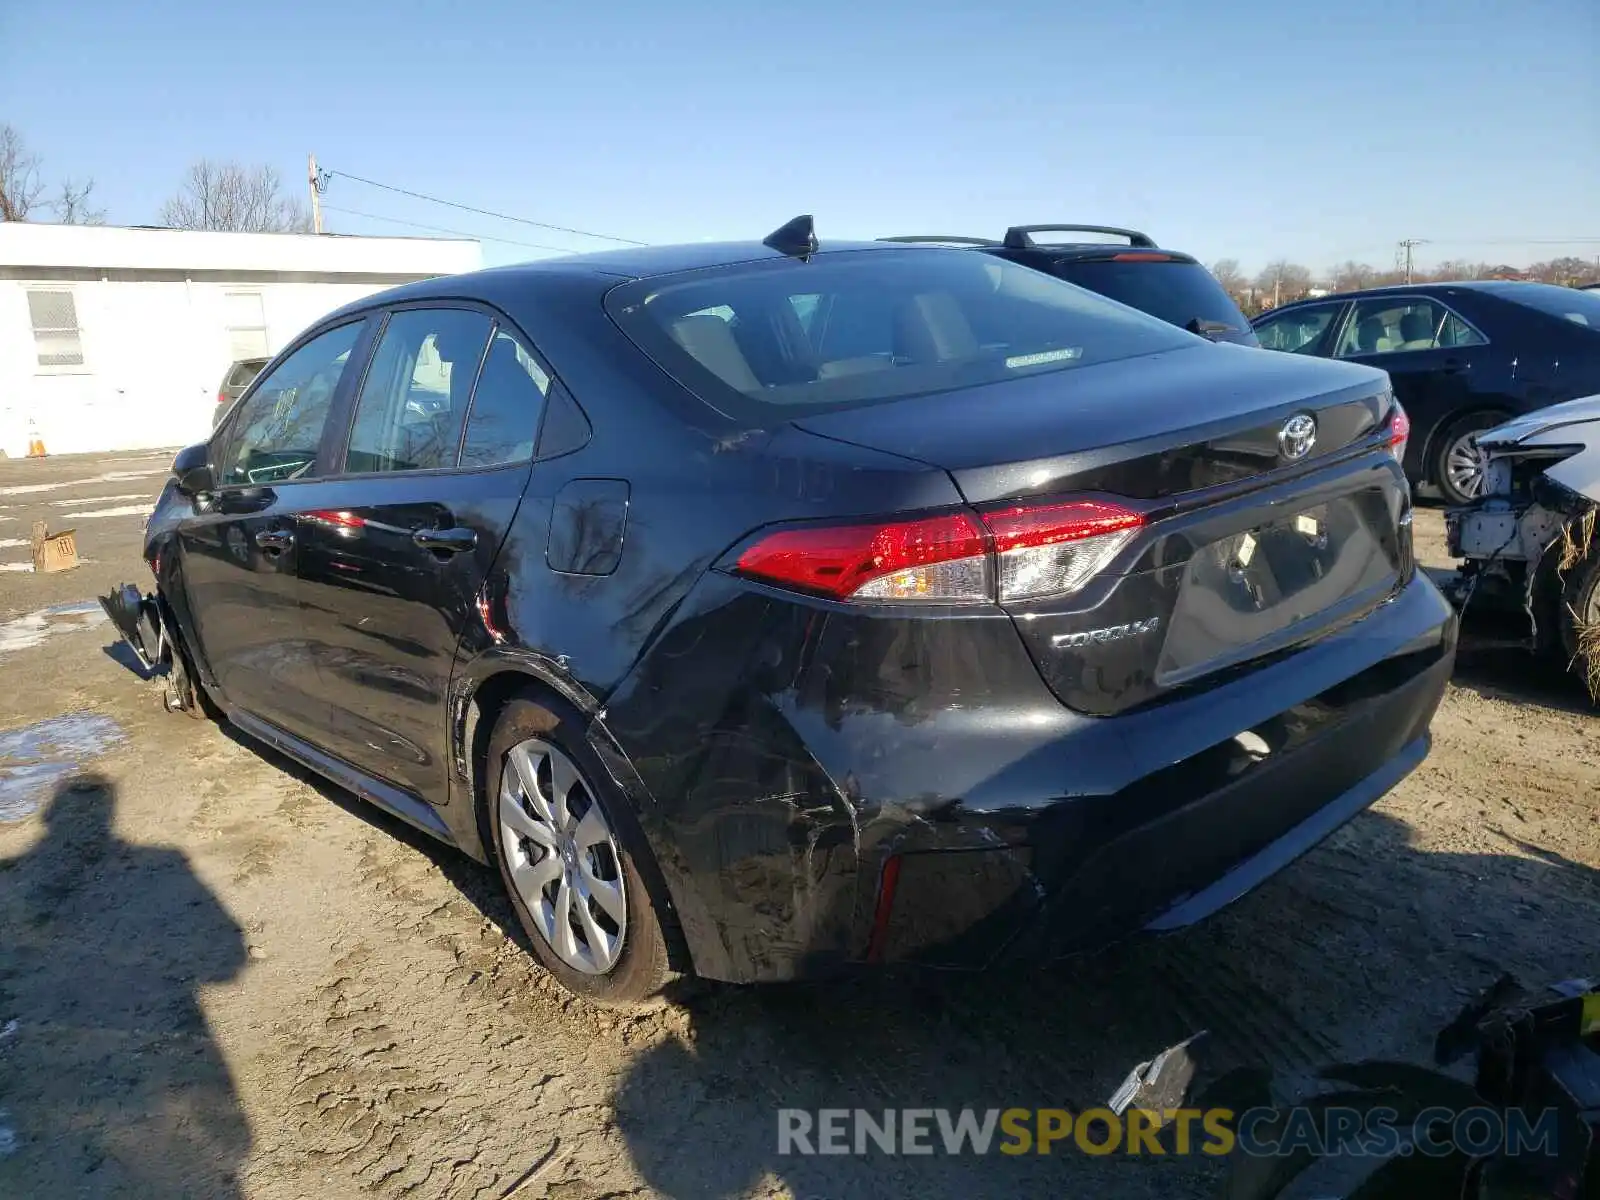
794;344;1411;714
792;343;1391;503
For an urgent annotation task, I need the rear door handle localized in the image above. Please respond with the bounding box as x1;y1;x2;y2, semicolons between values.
254;528;294;553
413;527;478;554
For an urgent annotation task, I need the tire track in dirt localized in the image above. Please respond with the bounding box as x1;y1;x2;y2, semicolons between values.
250;832;684;1199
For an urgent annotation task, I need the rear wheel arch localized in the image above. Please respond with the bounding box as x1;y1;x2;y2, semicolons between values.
460;665;591;861
472;675;698;995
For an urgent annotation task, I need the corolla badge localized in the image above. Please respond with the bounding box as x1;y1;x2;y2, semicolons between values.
1278;413;1318;460
1051;617;1161;649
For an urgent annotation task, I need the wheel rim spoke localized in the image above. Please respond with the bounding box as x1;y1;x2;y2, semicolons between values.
572;882;618;969
573;804;610;852
507;743;555;825
579;861;626;925
499;787;556;848
548;752;580;831
552;876;580;960
513;848;562;896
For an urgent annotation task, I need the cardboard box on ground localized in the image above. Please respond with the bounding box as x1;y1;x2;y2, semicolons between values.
31;521;80;573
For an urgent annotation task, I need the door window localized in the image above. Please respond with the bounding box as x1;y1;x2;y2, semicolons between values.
344;309;493;473
219;322;364;485
1334;298;1481;357
1254;304;1340;354
459;328;549;468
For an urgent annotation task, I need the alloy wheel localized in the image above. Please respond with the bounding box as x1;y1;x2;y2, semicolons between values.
498;738;627;974
1444;432;1486;501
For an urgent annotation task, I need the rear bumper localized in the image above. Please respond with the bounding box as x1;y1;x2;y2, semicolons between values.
602;570;1457;983
876;577;1454;969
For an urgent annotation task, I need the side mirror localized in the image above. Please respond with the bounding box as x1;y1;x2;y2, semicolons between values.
172;442;216;497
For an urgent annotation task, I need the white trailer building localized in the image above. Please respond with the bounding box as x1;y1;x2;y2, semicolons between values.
0;223;481;458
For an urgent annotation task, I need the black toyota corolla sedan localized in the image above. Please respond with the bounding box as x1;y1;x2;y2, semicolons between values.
102;219;1456;1005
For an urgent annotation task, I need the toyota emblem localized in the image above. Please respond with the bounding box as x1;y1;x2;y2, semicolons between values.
1278;413;1318;460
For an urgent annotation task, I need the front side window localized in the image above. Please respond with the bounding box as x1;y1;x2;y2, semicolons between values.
27;289;84;369
459;329;549;469
606;250;1193;417
220;322;363;485
344;309;493;473
1254;304;1340;354
1335;298;1469;357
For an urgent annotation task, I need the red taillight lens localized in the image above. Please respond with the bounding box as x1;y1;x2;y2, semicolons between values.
734;497;1146;604
735;512;989;602
1387;401;1411;463
217;389;228;405
980;499;1145;601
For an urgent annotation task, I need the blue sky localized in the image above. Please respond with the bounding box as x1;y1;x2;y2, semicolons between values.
3;0;1596;274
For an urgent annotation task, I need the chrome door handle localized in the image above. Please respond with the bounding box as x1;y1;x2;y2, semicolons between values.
413;527;477;554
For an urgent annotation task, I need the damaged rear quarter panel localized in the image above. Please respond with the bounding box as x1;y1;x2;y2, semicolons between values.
597;571;1074;982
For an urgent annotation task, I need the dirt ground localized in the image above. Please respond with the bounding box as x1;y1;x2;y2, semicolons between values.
0;450;1596;1200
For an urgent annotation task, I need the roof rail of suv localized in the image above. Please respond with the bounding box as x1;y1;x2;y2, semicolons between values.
877;235;1002;247
1002;225;1157;250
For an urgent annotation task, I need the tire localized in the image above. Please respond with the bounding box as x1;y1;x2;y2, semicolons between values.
1431;411;1507;506
160;595;225;722
485;693;681;1006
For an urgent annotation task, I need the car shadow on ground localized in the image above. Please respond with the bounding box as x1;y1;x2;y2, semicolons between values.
0;775;251;1197
207;713;1600;1199
1451;637;1597;716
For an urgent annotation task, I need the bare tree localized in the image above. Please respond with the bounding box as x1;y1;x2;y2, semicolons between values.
51;178;106;225
0;123;46;221
1209;258;1246;299
159;160;312;233
1527;256;1599;287
1255;260;1313;308
1331;261;1376;292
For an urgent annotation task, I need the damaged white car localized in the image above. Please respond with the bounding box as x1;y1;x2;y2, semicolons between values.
1444;395;1600;693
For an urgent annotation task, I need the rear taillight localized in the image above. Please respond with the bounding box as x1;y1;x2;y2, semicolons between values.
734;512;990;602
734;497;1146;605
982;499;1145;601
1387;401;1411;464
217;389;228;405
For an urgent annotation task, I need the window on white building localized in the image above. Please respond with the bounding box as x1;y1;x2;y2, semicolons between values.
224;292;270;360
27;290;85;369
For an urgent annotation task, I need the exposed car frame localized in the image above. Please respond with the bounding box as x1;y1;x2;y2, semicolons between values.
1442;394;1600;693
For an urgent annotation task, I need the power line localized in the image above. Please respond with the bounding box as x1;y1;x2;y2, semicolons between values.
319;204;581;253
324;169;646;246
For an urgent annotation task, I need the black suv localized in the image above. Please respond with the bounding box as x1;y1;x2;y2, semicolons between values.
103;220;1453;1005
883;224;1258;346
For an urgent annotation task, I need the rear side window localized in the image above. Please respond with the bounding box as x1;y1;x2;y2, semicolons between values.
1255;304;1340;354
1491;283;1600;329
459;329;549;468
345;308;492;473
606;251;1192;417
1051;260;1253;340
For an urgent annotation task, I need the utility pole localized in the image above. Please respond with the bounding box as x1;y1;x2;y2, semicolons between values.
308;153;323;234
1398;238;1427;284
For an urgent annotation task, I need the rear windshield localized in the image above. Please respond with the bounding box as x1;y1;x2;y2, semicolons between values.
1051;260;1255;342
605;250;1194;417
1489;283;1600;329
227;360;267;387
